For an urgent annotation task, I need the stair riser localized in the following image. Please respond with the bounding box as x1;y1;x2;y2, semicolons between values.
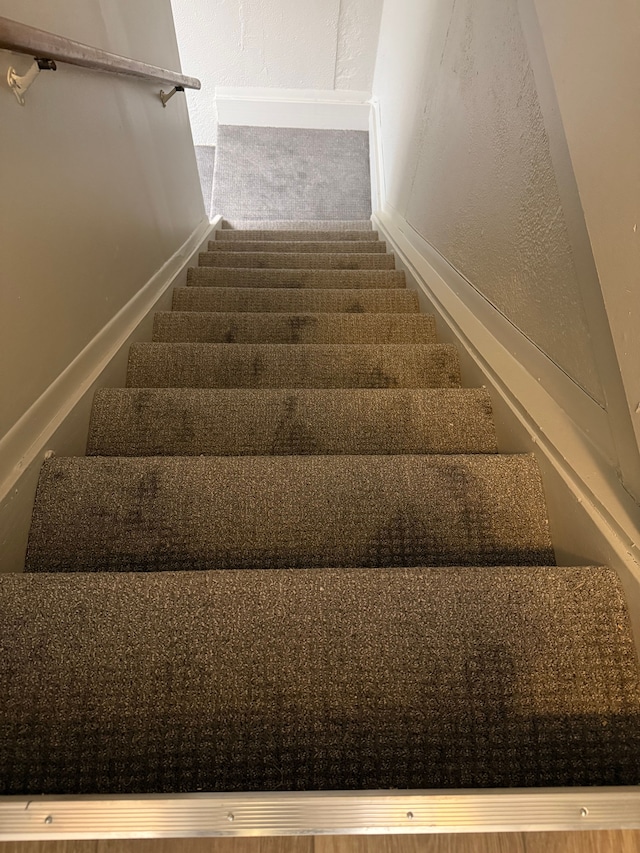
172;287;419;313
152;313;437;344
126;343;462;390
198;252;396;270
26;455;554;573
187;268;406;289
87;388;498;457
206;241;388;254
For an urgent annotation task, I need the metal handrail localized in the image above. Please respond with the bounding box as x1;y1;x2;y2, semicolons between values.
0;15;200;105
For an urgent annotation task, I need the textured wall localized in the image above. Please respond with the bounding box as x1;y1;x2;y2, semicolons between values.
170;0;383;144
0;0;204;443
532;0;640;466
336;0;384;90
372;0;603;402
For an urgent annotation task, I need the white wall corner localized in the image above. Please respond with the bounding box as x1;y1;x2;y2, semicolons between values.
215;87;372;131
368;97;386;214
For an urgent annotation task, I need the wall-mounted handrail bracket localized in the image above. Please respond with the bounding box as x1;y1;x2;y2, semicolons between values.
1;16;200;99
7;57;56;105
159;85;184;108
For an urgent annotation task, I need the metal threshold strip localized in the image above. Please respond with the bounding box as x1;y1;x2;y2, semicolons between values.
1;788;640;840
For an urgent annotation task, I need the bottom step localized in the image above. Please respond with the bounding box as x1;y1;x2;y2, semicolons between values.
1;566;639;794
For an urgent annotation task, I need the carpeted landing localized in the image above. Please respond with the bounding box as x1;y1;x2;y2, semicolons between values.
211;127;372;221
2;220;640;795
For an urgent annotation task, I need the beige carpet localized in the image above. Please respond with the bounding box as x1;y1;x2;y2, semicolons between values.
2;218;639;796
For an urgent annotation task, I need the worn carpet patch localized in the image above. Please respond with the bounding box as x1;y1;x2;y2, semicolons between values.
26;454;552;573
87;388;497;457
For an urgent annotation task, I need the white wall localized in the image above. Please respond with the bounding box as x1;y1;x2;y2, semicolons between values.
170;0;383;144
368;0;640;636
531;0;640;485
371;0;640;500
373;0;603;400
0;0;203;442
0;0;207;567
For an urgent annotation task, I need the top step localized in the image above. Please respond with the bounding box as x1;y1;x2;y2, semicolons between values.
214;230;380;242
222;219;373;231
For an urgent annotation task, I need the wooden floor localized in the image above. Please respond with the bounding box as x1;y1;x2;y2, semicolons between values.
2;833;640;853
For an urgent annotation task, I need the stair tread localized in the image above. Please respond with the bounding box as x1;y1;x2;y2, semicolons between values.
215;230;380;242
172;286;419;313
187;268;406;289
87;388;497;456
126;342;461;389
199;252;396;270
26;454;553;573
206;241;388;253
3;565;639;793
152;312;437;344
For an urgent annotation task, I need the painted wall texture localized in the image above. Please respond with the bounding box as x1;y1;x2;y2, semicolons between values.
372;0;603;402
0;0;204;444
170;0;383;144
532;0;640;468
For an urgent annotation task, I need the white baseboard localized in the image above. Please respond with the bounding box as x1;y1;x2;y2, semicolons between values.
215;87;371;131
0;215;220;573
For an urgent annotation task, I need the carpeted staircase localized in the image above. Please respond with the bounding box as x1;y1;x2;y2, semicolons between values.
1;220;640;796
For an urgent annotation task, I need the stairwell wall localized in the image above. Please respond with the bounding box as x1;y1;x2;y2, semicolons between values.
530;0;640;497
0;0;210;571
370;0;640;640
